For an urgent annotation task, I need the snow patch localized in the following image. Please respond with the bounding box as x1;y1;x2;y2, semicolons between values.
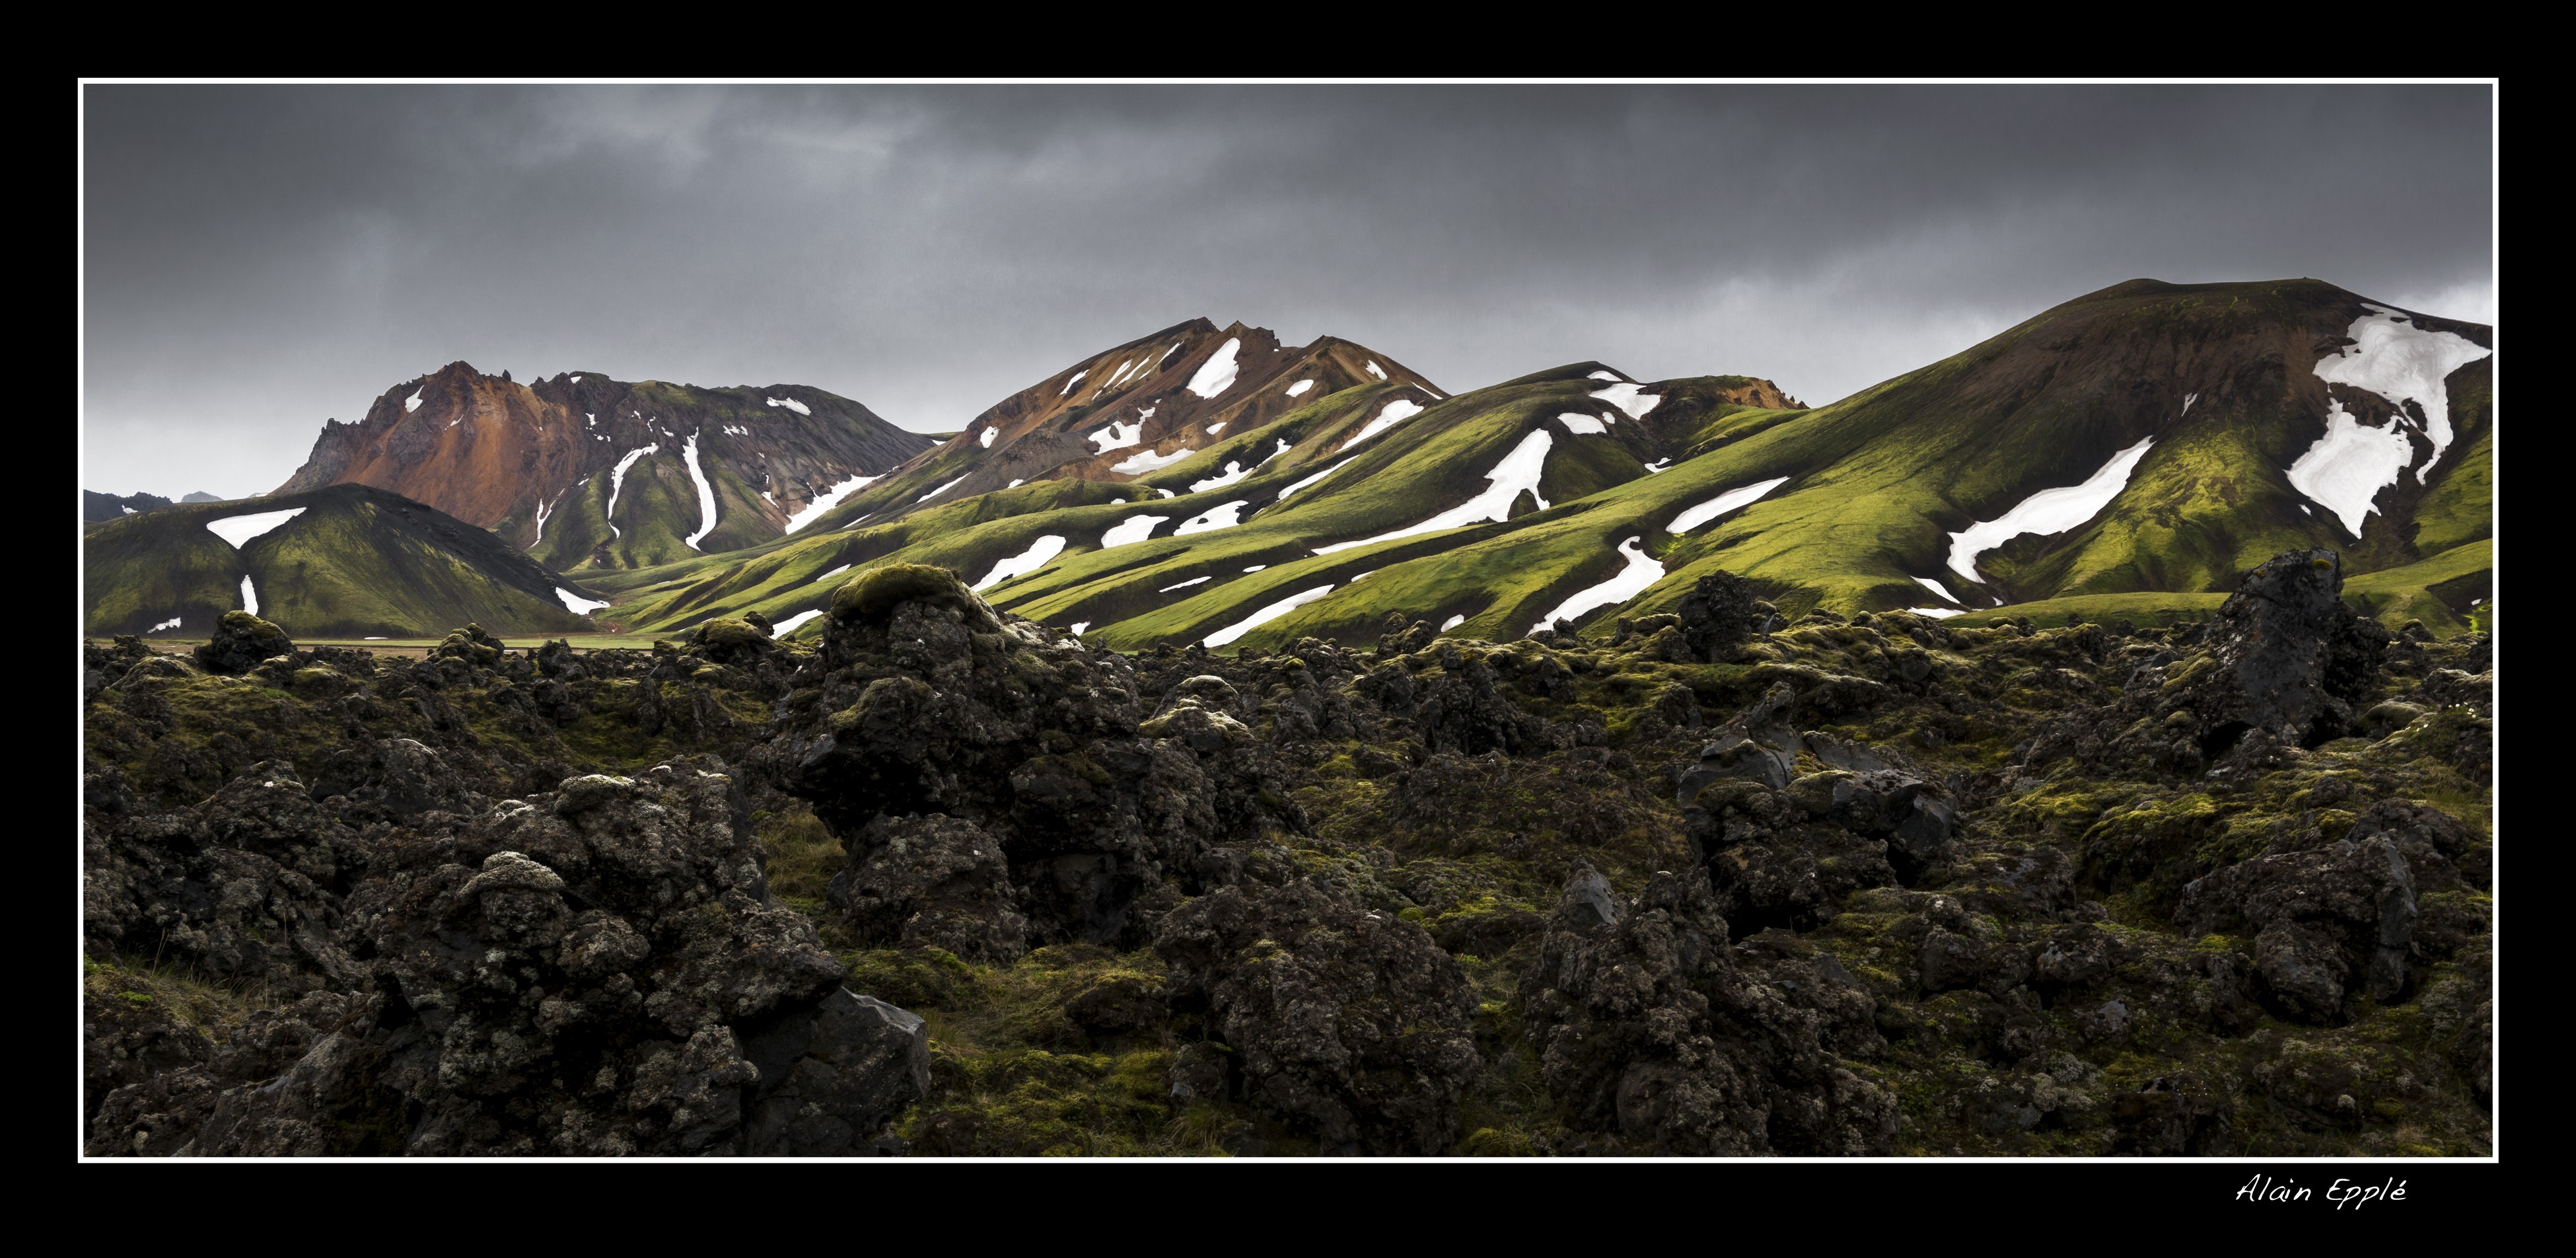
1176;501;1250;535
1365;361;1386;380
917;476;968;503
2182;392;2199;416
680;433;719;550
1285;379;1315;398
979;426;997;448
1945;437;2155;583
1905;607;1966;620
1088;419;1145;453
1530;536;1663;634
204;507;308;549
1556;413;1608;435
1112;446;1193;474
404;388;423;413
1007;479;1024;489
785;473;880;533
1912;576;1963;605
1643;458;1672;474
1186;338;1243;398
555;587;611;615
1315;429;1554;554
2285;397;2414;536
1667;476;1791;535
120;505;135;515
765;396;812;416
2310;303;2490;480
1440;614;1466;632
812;564;851;585
972;535;1067;592
1590;381;1662;420
1190;460;1252;493
1159;576;1212;593
571;375;583;385
1587;370;1624;383
239;576;260;616
1100;515;1171;548
1279;459;1355;501
1059;370;1087;396
773;609;824;636
1070;621;1091;636
1205;422;1228;437
149;616;182;633
530;493;559;550
1337;398;1424;452
1243;565;1267;572
605;444;660;540
1205;585;1336;648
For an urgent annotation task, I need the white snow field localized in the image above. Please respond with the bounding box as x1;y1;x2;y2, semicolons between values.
1556;413;1609;435
1440;614;1466;632
1285;379;1315;398
240;576;260;616
2308;303;2491;481
772;609;824;636
980;426;998;448
1667;476;1791;535
972;535;1067;592
1531;536;1663;634
1336;398;1424;452
1315;429;1553;554
1100;514;1172;548
1089;420;1145;453
1190;459;1253;493
204;507;308;549
1176;501;1250;535
1205;585;1336;648
1590;381;1662;420
1159;576;1212;593
2286;397;2415;535
1112;447;1195;474
1186;338;1243;398
1277;459;1354;501
680;434;719;550
785;473;880;533
604;444;661;540
1059;371;1087;396
1905;607;1966;619
766;396;811;416
1912;576;1963;605
1945;437;2154;583
555;587;611;614
404;388;423;413
1365;361;1387;380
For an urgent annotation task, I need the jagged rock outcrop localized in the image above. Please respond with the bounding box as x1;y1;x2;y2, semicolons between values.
194;611;295;676
1155;844;1480;1154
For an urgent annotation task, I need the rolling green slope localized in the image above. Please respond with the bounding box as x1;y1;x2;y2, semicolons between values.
84;484;607;638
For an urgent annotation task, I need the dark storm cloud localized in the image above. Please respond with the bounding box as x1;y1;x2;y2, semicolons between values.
81;83;2493;498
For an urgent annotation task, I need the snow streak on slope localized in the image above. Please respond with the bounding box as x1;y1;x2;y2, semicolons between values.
2287;397;2415;535
1945;437;2155;583
530;494;559;550
1440;614;1466;632
1205;585;1336;648
1906;607;1966;619
1556;413;1609;435
1285;379;1314;398
1186;338;1242;398
1531;536;1663;634
917;476;969;503
1912;576;1963;605
1277;459;1353;501
1112;447;1194;474
773;609;823;636
205;507;308;548
240;576;260;616
1059;371;1087;396
605;444;660;540
1089;420;1145;453
680;433;719;550
1100;515;1170;548
1176;501;1250;535
972;535;1067;592
785;474;881;533
555;587;610;614
1668;477;1790;535
766;396;811;416
1315;430;1553;554
811;564;851;585
1590;381;1662;420
1337;398;1424;452
980;426;998;448
150;616;183;633
2309;303;2491;481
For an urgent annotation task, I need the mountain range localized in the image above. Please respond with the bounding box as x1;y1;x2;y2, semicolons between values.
83;278;2491;647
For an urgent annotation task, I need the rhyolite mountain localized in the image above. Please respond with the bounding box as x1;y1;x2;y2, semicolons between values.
575;279;2488;655
273;362;935;572
83;483;610;638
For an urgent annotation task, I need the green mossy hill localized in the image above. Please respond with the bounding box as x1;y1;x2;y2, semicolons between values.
83;483;607;640
577;279;2487;655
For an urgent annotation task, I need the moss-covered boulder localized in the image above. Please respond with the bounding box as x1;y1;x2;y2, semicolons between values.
193;610;293;676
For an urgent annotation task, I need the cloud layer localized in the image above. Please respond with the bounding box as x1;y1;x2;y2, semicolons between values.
82;84;2493;498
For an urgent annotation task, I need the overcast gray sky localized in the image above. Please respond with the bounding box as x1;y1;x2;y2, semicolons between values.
82;83;2494;500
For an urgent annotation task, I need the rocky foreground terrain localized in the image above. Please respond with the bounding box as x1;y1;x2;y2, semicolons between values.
81;548;2492;1156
